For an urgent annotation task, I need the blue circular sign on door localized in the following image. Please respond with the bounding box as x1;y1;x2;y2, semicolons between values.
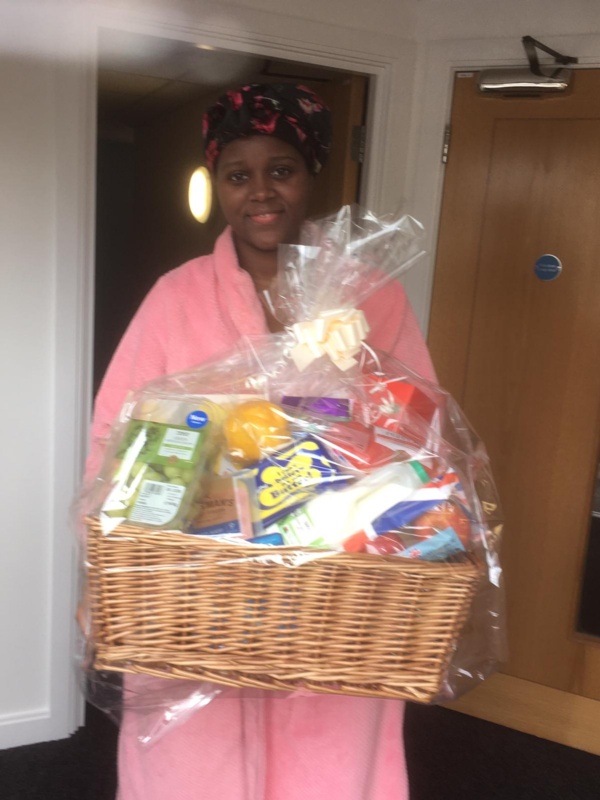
534;254;562;281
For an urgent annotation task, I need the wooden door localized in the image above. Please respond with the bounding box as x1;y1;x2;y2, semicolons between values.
428;71;600;754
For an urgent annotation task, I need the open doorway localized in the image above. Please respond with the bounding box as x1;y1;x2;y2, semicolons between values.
94;28;370;393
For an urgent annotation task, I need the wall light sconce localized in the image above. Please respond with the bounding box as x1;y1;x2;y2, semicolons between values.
188;167;212;223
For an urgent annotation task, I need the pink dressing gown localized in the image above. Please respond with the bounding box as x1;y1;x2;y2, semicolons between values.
88;228;436;800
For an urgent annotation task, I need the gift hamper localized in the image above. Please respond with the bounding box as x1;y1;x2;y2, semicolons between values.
78;207;504;715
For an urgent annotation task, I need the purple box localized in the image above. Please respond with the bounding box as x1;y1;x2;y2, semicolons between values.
281;396;351;421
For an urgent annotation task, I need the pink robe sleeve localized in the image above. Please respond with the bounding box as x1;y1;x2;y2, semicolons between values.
85;277;171;479
362;281;437;384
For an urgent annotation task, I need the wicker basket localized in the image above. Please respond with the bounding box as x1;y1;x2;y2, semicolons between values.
86;517;482;703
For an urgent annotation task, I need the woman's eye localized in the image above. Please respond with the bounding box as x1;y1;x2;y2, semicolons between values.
228;172;248;184
272;166;292;178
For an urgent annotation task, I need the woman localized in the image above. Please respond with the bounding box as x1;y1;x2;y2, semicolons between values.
88;84;436;800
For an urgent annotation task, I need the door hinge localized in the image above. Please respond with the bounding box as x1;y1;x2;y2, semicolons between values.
351;125;366;163
442;124;451;164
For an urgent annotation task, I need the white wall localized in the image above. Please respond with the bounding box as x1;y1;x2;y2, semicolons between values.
416;0;600;40
1;53;56;718
0;4;89;748
231;0;417;37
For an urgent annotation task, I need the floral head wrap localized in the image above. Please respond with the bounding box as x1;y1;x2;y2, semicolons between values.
202;84;331;176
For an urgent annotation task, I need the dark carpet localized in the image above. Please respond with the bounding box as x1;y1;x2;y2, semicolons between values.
0;701;599;799
404;704;600;799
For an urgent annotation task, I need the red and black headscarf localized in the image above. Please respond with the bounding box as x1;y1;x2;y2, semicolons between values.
202;84;332;176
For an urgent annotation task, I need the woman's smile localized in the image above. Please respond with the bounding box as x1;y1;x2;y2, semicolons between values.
214;135;314;265
248;211;283;225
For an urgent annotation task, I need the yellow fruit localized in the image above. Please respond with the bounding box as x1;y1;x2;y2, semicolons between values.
223;400;291;465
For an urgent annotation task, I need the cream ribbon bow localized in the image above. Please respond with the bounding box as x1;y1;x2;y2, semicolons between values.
289;308;370;372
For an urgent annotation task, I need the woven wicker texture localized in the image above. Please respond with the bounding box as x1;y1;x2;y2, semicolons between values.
86;518;482;702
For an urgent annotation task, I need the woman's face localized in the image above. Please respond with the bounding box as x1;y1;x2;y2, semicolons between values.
214;135;314;261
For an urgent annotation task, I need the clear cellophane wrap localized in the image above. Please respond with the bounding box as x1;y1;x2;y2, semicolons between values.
75;206;504;746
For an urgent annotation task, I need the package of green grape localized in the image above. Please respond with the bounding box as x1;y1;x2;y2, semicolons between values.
94;393;228;534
